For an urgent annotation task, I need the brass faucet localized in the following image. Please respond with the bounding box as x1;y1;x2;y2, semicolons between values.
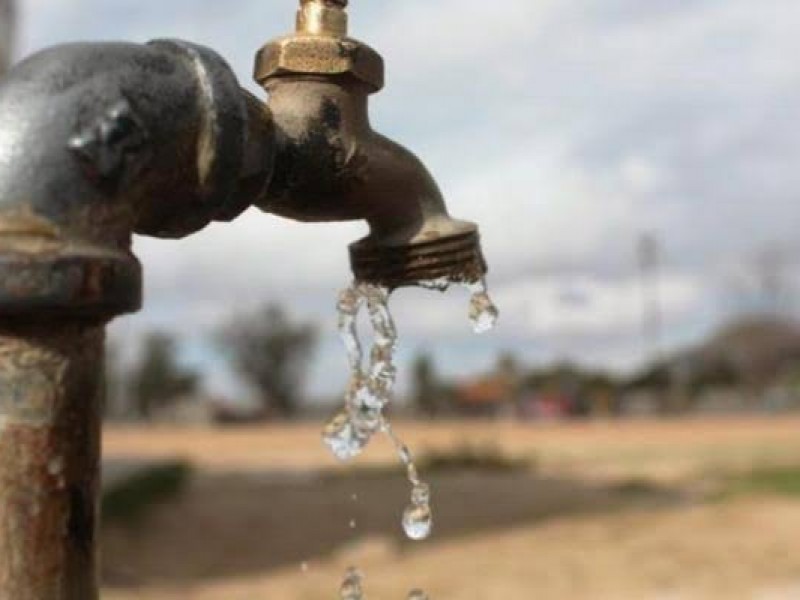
254;0;487;288
0;1;488;596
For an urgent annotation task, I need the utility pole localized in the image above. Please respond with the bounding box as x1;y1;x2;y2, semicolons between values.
0;0;14;75
637;233;662;363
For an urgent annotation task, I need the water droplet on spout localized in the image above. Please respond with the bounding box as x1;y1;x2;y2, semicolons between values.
466;279;499;334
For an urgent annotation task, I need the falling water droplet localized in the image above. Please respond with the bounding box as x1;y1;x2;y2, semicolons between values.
350;518;357;529
328;276;497;594
419;277;451;292
340;567;365;600
402;502;433;541
411;483;430;506
323;410;368;461
301;561;309;573
338;287;365;370
466;279;499;334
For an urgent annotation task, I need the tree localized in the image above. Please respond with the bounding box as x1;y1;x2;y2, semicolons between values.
412;352;439;417
129;332;199;420
104;342;124;420
217;304;317;418
0;0;15;75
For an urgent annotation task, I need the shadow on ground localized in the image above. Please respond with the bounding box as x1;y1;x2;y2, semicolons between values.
102;465;684;588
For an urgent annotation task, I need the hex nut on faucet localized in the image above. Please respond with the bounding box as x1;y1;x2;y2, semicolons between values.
254;36;384;92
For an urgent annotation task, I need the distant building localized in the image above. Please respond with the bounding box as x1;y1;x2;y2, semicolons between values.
454;376;515;417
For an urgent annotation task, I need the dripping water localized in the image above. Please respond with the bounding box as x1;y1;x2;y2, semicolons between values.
326;277;499;599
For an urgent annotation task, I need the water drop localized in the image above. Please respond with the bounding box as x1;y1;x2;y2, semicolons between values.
350;518;357;529
340;567;365;600
398;444;412;465
406;464;421;487
411;483;430;506
351;402;383;436
408;590;430;600
466;279;499;334
402;503;433;541
301;561;309;573
419;277;451;292
322;411;368;461
338;287;365;371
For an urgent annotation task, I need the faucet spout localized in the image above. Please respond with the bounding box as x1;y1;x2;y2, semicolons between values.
253;0;487;289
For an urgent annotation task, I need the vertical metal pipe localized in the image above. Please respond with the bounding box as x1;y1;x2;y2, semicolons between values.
0;321;104;600
0;0;14;75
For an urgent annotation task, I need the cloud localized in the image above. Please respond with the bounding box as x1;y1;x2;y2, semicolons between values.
10;0;800;397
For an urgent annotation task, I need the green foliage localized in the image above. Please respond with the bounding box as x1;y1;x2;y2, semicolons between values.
611;478;664;497
129;332;199;419
412;352;440;416
418;443;535;474
102;462;192;524
723;465;800;499
325;443;535;480
217;304;317;418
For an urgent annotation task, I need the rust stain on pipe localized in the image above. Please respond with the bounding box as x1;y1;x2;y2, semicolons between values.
0;322;103;600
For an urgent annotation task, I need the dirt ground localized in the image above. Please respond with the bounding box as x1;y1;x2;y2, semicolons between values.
101;417;800;599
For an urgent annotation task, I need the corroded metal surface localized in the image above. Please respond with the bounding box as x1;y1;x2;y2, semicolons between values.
0;322;104;600
0;39;274;318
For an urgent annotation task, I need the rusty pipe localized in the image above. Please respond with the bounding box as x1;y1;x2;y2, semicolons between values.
0;321;104;599
0;39;273;318
0;39;273;598
254;0;487;289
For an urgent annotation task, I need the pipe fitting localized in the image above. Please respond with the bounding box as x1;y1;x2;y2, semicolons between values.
254;0;384;93
297;0;349;37
0;40;274;319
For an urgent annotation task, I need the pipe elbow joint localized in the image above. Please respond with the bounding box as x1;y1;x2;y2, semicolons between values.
0;40;274;319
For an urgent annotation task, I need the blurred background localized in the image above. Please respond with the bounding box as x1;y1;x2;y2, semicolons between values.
3;0;800;598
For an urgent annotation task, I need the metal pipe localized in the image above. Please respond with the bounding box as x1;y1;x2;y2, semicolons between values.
0;1;490;593
0;320;104;599
0;38;273;599
0;0;14;75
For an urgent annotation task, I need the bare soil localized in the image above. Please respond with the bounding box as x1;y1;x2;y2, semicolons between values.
101;417;800;599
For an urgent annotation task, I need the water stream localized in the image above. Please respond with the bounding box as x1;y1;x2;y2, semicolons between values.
325;278;498;599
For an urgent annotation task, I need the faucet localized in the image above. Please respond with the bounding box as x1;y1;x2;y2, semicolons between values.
255;0;487;288
0;1;487;597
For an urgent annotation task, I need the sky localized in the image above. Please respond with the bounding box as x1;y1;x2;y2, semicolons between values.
10;0;800;402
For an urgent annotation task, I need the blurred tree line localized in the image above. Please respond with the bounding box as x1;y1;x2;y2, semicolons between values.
406;315;800;420
107;304;317;422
